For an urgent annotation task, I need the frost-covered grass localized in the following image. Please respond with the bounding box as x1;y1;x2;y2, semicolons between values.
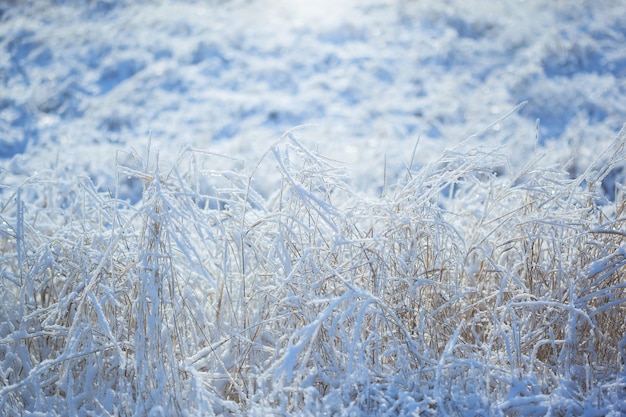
2;0;626;415
1;126;626;416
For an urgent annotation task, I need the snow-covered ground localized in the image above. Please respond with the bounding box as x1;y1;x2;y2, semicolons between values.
1;0;626;415
3;0;625;196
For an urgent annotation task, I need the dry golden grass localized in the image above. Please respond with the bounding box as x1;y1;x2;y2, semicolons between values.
1;131;625;415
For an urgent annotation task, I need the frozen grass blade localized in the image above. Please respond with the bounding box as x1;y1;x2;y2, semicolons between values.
1;128;625;415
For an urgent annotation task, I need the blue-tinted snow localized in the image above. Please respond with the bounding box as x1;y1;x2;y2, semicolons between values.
2;0;625;200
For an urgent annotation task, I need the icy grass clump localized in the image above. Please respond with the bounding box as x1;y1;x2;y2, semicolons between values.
1;128;626;416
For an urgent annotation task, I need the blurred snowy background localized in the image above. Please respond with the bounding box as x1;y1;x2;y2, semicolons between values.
2;0;625;199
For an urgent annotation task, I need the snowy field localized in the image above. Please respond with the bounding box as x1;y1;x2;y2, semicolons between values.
1;0;626;415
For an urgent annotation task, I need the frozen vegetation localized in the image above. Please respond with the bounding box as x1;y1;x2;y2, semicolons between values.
1;0;626;415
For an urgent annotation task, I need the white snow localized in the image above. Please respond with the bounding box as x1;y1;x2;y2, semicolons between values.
1;0;626;415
